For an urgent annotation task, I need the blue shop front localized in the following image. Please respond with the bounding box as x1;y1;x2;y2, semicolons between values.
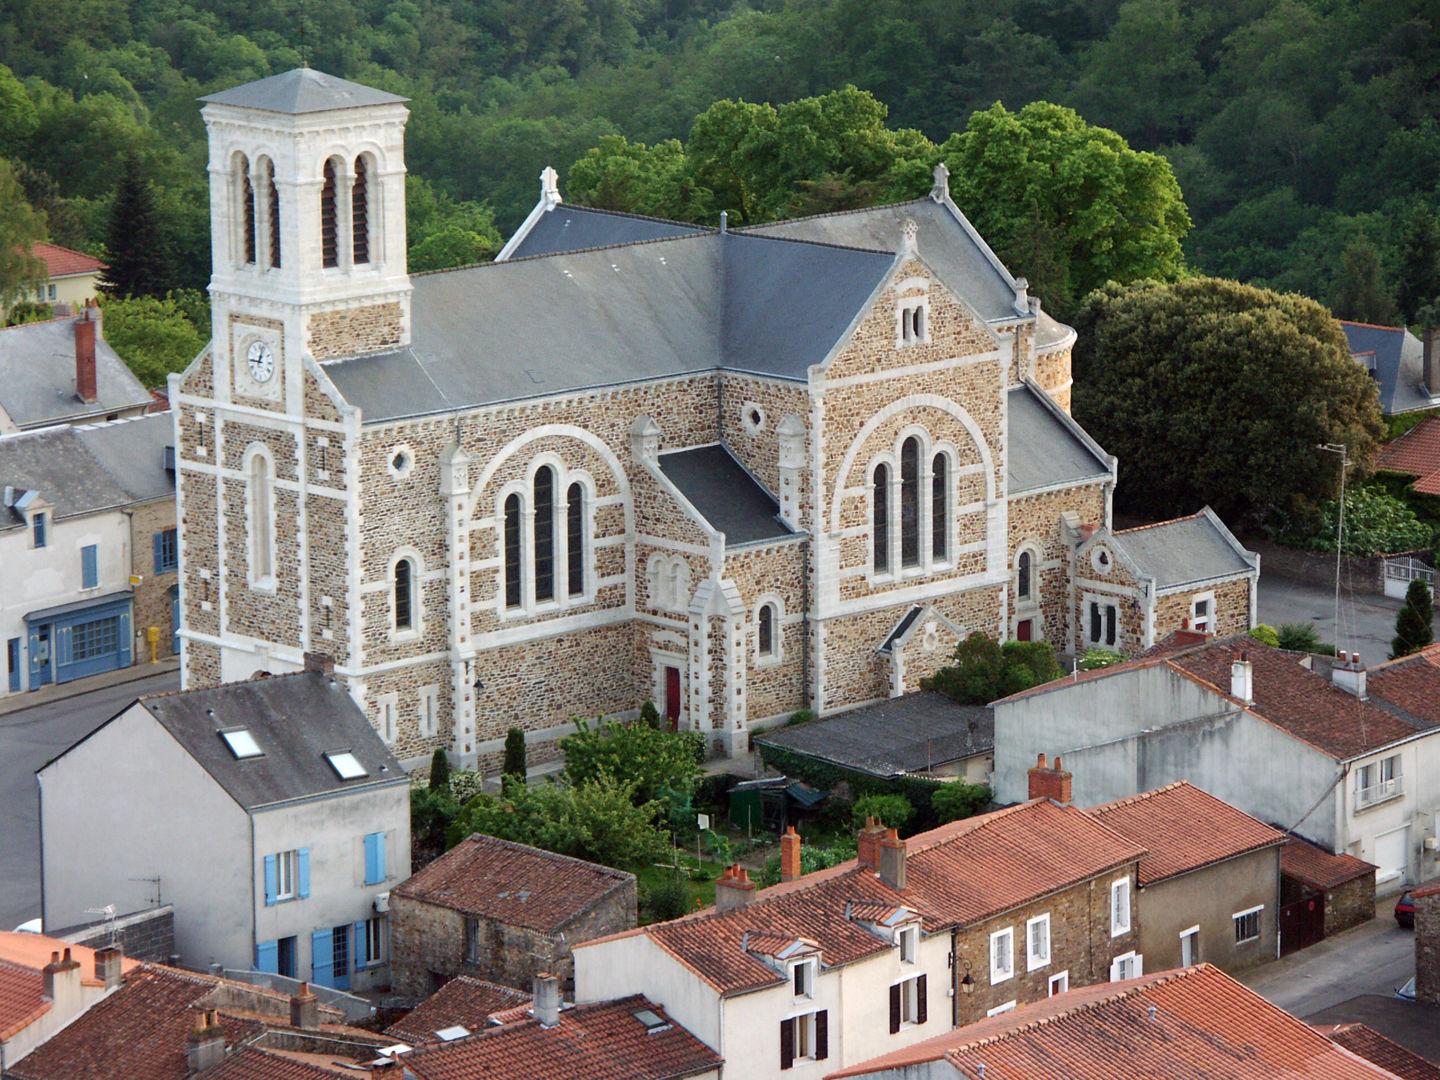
24;592;133;689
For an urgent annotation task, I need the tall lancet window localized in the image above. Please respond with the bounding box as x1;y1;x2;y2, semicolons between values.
321;159;339;268
352;156;370;264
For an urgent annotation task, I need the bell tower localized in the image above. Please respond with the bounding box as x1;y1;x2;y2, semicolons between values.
199;68;412;412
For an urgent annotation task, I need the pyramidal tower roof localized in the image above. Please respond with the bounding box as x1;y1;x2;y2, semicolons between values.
199;67;408;115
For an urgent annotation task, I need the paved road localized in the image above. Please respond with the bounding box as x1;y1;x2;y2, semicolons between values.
0;671;178;931
1257;573;1414;667
1239;912;1414;1018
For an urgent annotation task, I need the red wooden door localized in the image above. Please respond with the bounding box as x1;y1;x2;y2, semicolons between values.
665;666;681;730
1016;619;1033;642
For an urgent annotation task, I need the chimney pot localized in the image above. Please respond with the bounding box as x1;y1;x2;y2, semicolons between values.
857;816;887;871
95;945;124;990
716;862;758;912
781;826;801;882
1332;651;1368;700
290;981;320;1030
879;828;907;891
186;1009;227;1072
1027;753;1073;805
1036;753;1047;769
533;972;560;1028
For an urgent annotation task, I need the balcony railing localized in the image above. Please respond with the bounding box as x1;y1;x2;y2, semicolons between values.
1356;777;1401;809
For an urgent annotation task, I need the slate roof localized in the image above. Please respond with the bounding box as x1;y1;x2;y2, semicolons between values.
754;691;992;779
1341;321;1431;416
392;834;635;932
588;799;1142;997
828;964;1405;1079
0;316;152;428
508;204;708;259
66;670;407;811
385;977;531;1045
399;995;722;1080
1007;384;1112;494
1320;1024;1440;1080
658;444;793;544
30;241;106;279
1279;835;1376;890
199;68;408;114
1111;508;1257;589
0;413;174;532
1085;781;1285;886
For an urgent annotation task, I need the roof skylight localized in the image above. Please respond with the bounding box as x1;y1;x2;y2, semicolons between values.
325;751;367;779
220;728;262;759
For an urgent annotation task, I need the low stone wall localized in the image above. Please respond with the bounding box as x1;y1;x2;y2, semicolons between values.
1247;539;1430;599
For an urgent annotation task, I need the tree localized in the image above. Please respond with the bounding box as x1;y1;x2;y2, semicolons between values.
0;160;48;311
405;176;503;271
930;780;990;824
97;293;204;387
1396;204;1440;324
560;717;701;808
1072;277;1386;526
503;727;527;783
940;101;1191;315
428;747;451;791
0;64;37;157
922;633;1064;705
1331;235;1397;325
1391;578;1435;659
852;793;913;831
102;155;171;298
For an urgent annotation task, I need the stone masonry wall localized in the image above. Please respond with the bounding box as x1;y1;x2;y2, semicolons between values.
1008;484;1105;646
307;302;403;361
131;496;179;659
725;539;808;725
1154;576;1253;643
1326;873;1376;936
1415;885;1440;1006
720;372;809;499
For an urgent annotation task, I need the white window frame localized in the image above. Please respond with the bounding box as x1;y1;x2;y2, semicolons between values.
647;552;692;614
1047;971;1069;997
1085;593;1120;648
1026;913;1051;971
898;975;924;1024
896;296;930;347
1190;590;1215;634
867;429;957;584
389;548;424;641
496;460;597;619
755;597;783;667
1015;544;1042;609
898;925;918;965
741;401;767;433
363;916;384;965
1110;877;1132;937
244;445;277;592
386;443;414;480
989;926;1014;984
1109;951;1142;982
1232;905;1263;944
1179;925;1199;966
377;691;399;744
273;849;297;901
1356;753;1402;809
986;1000;1017;1017
785;1011;820;1061
792;958;816;999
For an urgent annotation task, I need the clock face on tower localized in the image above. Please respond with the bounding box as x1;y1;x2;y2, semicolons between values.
246;340;275;383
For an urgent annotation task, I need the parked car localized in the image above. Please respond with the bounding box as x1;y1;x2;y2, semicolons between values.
1396;891;1415;928
11;918;41;934
1395;976;1416;1002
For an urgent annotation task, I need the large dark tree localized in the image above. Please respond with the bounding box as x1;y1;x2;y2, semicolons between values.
1391;578;1434;659
101;155;171;298
1397;204;1440;325
1073;277;1386;527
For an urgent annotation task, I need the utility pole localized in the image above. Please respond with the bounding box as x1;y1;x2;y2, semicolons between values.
1318;443;1351;655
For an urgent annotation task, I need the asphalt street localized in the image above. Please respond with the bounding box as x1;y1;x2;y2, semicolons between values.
0;670;178;931
1239;912;1415;1018
1257;572;1413;667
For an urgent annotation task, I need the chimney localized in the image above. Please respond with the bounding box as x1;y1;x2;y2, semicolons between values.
186;1009;226;1073
533;972;560;1028
1027;753;1072;805
1332;651;1368;700
289;981;319;1030
303;651;334;675
75;306;97;404
1230;652;1254;706
1425;327;1440;398
781;826;802;882
42;948;81;1001
878;828;907;891
857;816;887;871
94;945;124;990
1173;618;1211;646
715;864;757;913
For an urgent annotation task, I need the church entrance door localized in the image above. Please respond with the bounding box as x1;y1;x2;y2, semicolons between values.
1016;619;1033;642
665;666;681;730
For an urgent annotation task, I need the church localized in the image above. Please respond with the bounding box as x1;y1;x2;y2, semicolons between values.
172;68;1258;771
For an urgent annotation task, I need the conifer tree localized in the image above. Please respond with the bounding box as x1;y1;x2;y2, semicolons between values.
102;155;170;298
503;727;527;784
1391;578;1434;659
1397;205;1440;325
428;747;451;792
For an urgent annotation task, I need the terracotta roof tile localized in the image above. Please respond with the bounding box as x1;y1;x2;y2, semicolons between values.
0;958;46;1041
29;241;106;279
1319;1023;1440;1080
1279;835;1376;889
394;835;634;932
1377;416;1440;481
616;800;1144;996
399;995;722;1080
829;965;1408;1079
200;1047;351;1080
1366;646;1440;723
1086;782;1286;885
385;976;531;1044
0;931;141;985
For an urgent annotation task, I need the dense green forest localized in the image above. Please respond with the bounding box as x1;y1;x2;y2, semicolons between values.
1;0;1436;325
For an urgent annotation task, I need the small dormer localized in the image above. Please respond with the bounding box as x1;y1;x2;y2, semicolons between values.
5;487;51;547
741;933;822;995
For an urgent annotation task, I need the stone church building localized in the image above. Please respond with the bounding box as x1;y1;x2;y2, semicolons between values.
172;68;1258;770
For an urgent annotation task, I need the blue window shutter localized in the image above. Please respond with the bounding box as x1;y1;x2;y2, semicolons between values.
364;833;384;886
81;545;97;589
255;940;278;973
152;532;163;574
297;848;310;899
354;921;368;967
311;929;333;985
264;854;278;906
376;832;386;883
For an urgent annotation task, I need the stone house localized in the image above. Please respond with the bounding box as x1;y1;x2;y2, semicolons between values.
388;833;636;1000
37;663;409;991
993;634;1440;892
169;67;1255;771
383;975;531;1045
573;799;1146;1079
1;411;176;700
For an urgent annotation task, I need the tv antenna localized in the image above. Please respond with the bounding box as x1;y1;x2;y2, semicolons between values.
84;904;118;947
1317;443;1352;656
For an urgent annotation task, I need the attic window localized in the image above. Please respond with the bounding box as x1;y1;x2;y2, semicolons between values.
326;751;367;779
220;728;263;759
435;1026;470;1041
897;298;929;346
632;1009;672;1033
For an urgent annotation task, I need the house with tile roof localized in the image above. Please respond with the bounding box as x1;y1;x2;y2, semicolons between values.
826;963;1419;1080
8;242;107;316
1085;781;1286;972
37;664;409;993
573;798;1147;1079
1377;414;1440;502
1280;833;1378;938
0;411;177;700
383;975;531;1045
168;67;1252;775
388;833;636;1000
993;633;1440;892
0;934;135;1072
1315;1023;1440;1080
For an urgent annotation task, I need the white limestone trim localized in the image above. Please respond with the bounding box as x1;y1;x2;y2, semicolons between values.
241;442;277;593
753;593;785;668
820;572;1008;621
170;395;350;434
1035;324;1078;355
636;535;712;556
470;605;633;650
386;546;425;642
494;166;562;262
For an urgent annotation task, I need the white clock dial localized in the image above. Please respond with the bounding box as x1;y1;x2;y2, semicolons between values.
246;340;275;384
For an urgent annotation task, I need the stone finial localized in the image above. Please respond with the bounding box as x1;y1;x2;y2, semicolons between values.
900;218;919;256
540;165;562;209
930;161;950;203
1012;276;1030;316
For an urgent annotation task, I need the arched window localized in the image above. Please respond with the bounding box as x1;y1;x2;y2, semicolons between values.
566;482;584;597
266;161;282;269
504;494;522;609
320;159;338;268
931;453;948;562
900;436;920;568
394;557;414;630
248;452;273;583
873;463;890;573
239;156;256;265
758;603;776;658
352;155;370;264
533;466;555;602
1017;550;1033;601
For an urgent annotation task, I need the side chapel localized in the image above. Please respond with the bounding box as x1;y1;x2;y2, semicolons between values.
173;68;1258;769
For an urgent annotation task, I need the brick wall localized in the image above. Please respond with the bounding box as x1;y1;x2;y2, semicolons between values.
60;904;175;963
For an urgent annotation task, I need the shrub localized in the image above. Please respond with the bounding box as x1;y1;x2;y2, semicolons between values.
561;717;702;806
1392;577;1435;658
676;729;708;764
639;701;662;730
428;748;451;791
641;873;693;923
923;633;1064;704
1078;648;1123;670
1298;483;1433;556
503;727;527;781
931;781;990;823
1277;623;1321;653
1248;624;1280;647
852;793;914;831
